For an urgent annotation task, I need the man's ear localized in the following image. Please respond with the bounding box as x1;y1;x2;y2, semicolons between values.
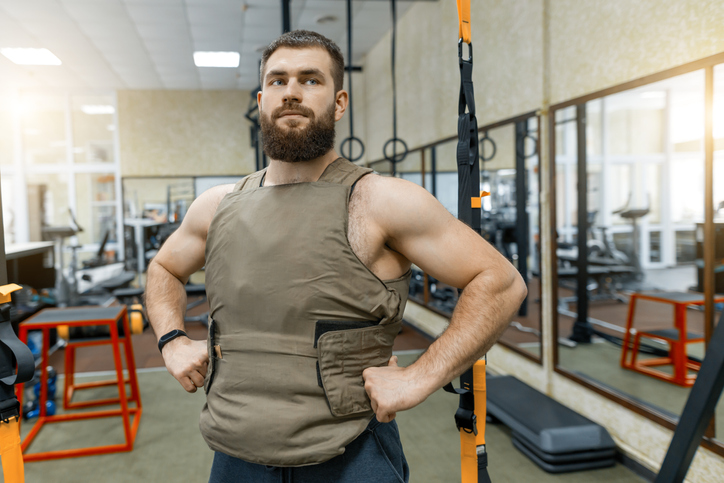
257;89;263;111
335;90;348;122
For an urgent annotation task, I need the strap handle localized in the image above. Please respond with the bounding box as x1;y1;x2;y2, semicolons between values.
456;0;472;44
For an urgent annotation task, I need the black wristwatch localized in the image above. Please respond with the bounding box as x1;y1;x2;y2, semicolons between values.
158;329;189;353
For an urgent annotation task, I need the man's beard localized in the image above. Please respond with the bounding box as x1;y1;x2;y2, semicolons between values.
259;100;336;163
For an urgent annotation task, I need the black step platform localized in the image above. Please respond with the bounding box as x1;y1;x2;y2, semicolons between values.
487;375;616;473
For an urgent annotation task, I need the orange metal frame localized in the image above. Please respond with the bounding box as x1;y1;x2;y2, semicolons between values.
621;293;724;387
16;306;142;461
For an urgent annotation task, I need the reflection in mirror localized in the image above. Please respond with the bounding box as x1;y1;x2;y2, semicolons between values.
556;69;719;424
712;63;724;445
404;117;542;361
122;177;194;271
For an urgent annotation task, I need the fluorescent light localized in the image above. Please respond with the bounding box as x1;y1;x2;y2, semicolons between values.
193;51;240;68
1;48;61;65
640;91;666;99
81;105;115;115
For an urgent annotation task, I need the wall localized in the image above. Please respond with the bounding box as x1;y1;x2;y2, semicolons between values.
117;90;256;177
361;0;724;480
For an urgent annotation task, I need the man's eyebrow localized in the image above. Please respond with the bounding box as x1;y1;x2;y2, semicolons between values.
266;68;326;79
299;68;325;78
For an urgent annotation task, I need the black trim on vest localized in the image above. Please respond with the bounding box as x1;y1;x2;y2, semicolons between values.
313;320;377;348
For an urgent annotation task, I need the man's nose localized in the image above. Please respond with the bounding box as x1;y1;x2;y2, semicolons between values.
282;79;302;104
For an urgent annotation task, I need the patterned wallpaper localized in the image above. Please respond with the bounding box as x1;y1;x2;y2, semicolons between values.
118;90;256;177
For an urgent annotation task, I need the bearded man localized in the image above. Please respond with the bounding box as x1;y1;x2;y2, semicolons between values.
146;30;527;483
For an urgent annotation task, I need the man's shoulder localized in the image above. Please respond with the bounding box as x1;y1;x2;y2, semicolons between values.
355;173;428;204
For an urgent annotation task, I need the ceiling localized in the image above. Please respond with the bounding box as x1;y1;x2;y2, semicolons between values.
0;0;425;92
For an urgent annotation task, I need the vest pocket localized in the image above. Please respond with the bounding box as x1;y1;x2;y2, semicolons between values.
316;321;402;417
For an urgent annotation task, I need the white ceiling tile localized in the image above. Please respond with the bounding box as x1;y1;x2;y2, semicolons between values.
1;1;68;22
0;25;36;47
193;39;242;52
61;1;130;23
186;4;243;25
135;22;190;40
125;5;187;25
191;25;242;43
244;7;282;28
125;0;185;5
77;22;141;41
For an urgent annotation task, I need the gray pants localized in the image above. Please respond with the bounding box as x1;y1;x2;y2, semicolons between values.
208;419;409;483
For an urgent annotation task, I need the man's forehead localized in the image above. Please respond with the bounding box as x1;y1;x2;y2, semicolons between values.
265;47;332;76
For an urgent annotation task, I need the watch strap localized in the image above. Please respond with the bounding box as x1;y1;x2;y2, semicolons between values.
158;329;188;353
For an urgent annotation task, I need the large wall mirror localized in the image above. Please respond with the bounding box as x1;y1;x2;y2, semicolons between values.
370;112;543;362
551;56;724;454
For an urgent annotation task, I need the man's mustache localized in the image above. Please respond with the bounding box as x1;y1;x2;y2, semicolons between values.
272;103;315;120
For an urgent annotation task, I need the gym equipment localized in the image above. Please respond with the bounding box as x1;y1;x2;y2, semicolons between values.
0;283;33;483
487;375;616;473
17;305;142;461
621;292;724;387
613;194;649;285
22;367;57;420
441;1;491;482
339;0;365;162
654;309;724;483
381;0;409;174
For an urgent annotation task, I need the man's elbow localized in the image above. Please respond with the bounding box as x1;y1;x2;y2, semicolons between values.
508;266;528;311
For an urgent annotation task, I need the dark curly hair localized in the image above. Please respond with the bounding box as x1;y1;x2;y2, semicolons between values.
259;30;345;93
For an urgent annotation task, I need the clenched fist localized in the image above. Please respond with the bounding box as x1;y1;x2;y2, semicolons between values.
362;356;432;423
161;337;209;393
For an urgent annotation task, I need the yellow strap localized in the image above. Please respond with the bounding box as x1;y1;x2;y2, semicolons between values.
473;359;487;446
0;419;25;483
460;360;487;482
456;0;472;44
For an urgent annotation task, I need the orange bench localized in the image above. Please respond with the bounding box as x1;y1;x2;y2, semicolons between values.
621;292;724;387
17;306;142;461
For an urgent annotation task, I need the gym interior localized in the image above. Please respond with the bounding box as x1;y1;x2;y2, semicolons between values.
1;1;723;482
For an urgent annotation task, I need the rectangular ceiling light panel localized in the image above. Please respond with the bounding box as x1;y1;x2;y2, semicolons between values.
193;51;240;68
1;47;62;65
81;105;115;115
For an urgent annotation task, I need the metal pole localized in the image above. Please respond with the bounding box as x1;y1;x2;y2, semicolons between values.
570;103;591;343
515;121;529;317
431;146;437;198
282;0;291;34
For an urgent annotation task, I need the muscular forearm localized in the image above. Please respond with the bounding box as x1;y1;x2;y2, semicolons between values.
145;260;189;342
408;268;527;394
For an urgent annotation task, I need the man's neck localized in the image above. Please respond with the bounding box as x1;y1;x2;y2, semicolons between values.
264;150;341;186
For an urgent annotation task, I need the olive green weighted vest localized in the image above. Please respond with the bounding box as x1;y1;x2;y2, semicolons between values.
199;158;411;466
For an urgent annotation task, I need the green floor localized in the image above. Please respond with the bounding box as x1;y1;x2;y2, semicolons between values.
557;340;724;438
0;354;645;482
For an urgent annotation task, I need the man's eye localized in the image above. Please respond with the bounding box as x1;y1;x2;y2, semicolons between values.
271;79;283;86
305;79;318;85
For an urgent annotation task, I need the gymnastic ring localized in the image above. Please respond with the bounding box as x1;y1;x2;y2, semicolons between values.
479;132;496;162
524;132;538;159
383;138;408;164
340;136;365;162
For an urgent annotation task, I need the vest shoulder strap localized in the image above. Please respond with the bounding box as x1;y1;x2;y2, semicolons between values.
233;169;268;192
317;158;373;187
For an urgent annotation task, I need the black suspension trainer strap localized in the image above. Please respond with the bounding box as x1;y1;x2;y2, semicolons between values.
442;1;491;481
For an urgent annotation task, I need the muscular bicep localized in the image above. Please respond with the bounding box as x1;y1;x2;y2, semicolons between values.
152;184;234;282
379;178;513;290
